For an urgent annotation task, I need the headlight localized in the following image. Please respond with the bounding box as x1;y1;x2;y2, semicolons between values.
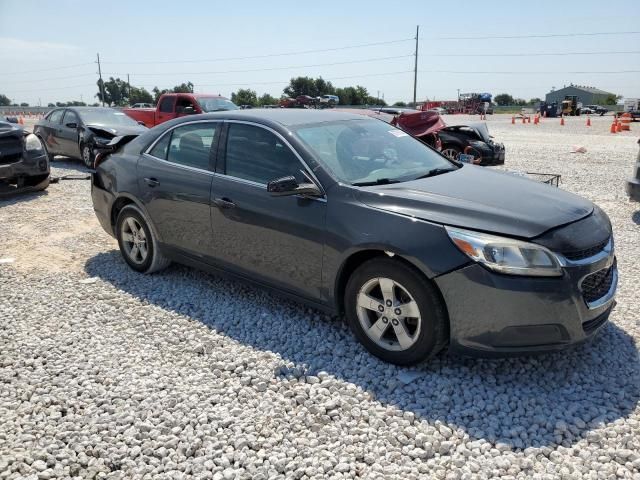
93;137;111;145
446;226;562;277
25;134;43;152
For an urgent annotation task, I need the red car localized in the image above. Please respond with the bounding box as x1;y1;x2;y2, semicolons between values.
123;93;237;128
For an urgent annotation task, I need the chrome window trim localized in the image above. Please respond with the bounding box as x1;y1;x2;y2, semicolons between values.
555;236;614;267
143;119;220;174
222;119;326;198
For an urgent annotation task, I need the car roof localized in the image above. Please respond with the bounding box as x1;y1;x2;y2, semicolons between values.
196;108;371;127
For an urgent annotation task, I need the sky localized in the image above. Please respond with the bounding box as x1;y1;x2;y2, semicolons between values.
1;0;639;106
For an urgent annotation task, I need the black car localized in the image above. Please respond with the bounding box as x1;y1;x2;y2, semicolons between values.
437;123;505;166
34;107;147;168
0;120;49;197
91;110;617;365
627;138;640;201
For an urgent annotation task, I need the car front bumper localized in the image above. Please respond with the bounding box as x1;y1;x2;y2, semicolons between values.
434;249;617;357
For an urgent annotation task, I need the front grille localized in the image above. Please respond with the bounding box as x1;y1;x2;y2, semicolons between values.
0;136;23;165
581;260;616;304
563;238;609;261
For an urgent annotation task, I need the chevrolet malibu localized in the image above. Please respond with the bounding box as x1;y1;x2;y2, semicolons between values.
91;110;617;365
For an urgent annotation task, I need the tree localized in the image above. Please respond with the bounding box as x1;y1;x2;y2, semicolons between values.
283;76;335;98
393;101;407;107
0;94;10;106
47;103;55;108
513;98;527;106
129;86;154;105
96;77;128;106
173;82;194;94
231;88;258;107
604;94;622;106
20;102;29;107
152;87;170;103
528;97;542;105
494;93;514;106
258;93;278;106
151;82;194;103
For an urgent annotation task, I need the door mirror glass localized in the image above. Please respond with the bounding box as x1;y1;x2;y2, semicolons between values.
183;106;196;115
65;122;77;129
267;175;321;197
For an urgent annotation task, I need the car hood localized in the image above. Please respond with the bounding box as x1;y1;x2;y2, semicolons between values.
86;123;147;138
355;165;593;238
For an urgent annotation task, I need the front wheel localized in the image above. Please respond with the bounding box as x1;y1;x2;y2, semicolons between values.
81;142;94;168
344;258;448;365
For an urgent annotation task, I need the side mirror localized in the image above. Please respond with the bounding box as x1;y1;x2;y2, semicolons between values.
137;121;146;126
267;175;321;197
65;122;78;129
183;106;196;114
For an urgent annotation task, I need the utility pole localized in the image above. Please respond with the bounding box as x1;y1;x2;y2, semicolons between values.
457;89;460;101
127;73;132;102
413;25;419;106
97;53;105;107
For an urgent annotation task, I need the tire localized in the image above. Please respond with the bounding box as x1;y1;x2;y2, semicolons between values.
440;145;461;161
80;142;94;168
115;204;171;274
344;257;448;365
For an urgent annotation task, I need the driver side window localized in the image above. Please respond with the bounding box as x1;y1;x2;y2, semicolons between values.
62;110;79;126
224;123;305;184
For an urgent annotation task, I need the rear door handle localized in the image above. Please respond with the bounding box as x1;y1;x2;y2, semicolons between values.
213;197;236;209
144;177;160;187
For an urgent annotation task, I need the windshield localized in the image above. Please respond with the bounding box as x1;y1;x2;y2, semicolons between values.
197;97;238;112
294;119;456;185
79;109;140;126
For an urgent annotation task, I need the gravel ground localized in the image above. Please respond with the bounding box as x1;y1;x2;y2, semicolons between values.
1;115;639;479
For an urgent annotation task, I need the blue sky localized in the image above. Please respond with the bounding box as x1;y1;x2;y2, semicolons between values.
1;0;639;105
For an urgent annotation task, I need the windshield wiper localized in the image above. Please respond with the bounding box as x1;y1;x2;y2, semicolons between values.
411;167;457;180
352;178;401;187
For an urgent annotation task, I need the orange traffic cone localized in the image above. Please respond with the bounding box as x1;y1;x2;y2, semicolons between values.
511;116;515;124
586;116;591;127
560;116;565;126
534;115;539;124
610;121;617;133
522;116;526;124
527;116;531;123
616;120;622;133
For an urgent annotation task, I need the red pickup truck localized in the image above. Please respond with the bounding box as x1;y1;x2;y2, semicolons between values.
122;93;238;128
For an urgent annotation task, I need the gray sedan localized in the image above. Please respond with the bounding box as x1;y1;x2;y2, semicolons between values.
91;110;617;365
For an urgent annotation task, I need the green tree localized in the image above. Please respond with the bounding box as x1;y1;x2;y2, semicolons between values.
47;103;55;108
393;101;407;107
0;94;11;106
96;77;128;106
129;86;154;105
173;82;194;94
258;93;278;106
152;87;170;103
528;97;542;105
20;102;29;107
494;93;514;106
231;88;258;107
604;94;622;106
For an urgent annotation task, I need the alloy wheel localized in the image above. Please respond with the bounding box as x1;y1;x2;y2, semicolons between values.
356;277;422;351
82;145;92;167
441;148;460;160
120;217;148;265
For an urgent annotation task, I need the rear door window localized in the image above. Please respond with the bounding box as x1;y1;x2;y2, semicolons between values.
48;110;64;124
159;96;174;113
165;123;217;170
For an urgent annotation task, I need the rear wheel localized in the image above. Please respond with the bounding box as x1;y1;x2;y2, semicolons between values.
116;205;171;273
81;142;94;168
345;258;448;365
440;145;461;161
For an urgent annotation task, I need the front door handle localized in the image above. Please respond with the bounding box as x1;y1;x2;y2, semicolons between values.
144;177;160;187
213;197;236;209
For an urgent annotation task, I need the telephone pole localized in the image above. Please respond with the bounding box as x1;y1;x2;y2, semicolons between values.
413;25;419;105
97;53;105;106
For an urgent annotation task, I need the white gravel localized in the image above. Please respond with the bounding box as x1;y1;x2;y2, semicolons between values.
1;115;639;479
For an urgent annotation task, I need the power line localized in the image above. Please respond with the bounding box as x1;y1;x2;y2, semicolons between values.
1;84;96;94
2;62;95;76
102;54;414;76
1;72;96;84
425;31;640;40
100;38;415;65
419;69;640;74
423;50;640;57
